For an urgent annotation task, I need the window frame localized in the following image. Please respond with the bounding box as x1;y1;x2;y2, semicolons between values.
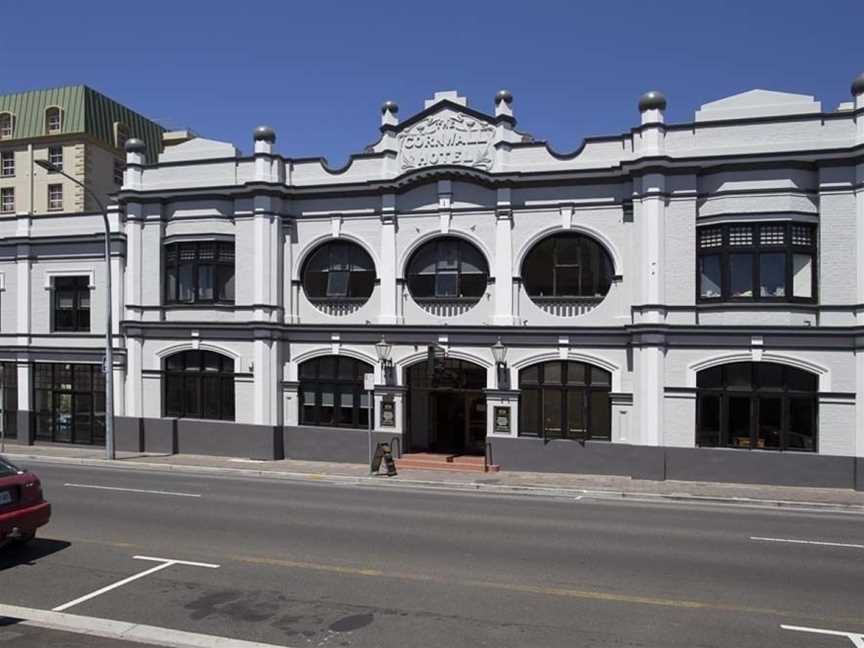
0;187;14;214
48;144;63;171
696;222;817;304
405;236;489;302
47;183;63;211
52;275;91;332
33;363;106;445
45;107;63;134
518;360;612;442
163;240;236;306
696;362;818;452
300;240;376;303
521;233;614;300
162;350;235;421
1;150;14;177
0;113;14;139
298;356;373;430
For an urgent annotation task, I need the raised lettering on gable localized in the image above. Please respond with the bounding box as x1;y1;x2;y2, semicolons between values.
398;111;495;171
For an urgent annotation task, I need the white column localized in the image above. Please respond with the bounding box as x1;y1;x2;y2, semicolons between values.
637;173;666;322
635;345;665;446
493;188;517;325
16;362;31;442
856;351;864;461
282;219;296;323
379;194;400;324
252;195;280;323
253;338;278;426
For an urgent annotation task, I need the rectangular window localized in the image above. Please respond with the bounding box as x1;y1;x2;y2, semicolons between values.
0;151;13;177
0;187;13;214
48;145;63;170
164;241;235;305
698;255;722;298
729;254;754;298
53;276;91;332
759;253;785;297
47;183;63;211
792;254;813;298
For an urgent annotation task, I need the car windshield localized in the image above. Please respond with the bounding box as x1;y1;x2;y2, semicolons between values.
0;456;20;477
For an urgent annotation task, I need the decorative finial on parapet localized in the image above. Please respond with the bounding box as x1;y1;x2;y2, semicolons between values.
495;89;514;119
638;90;667;124
253;125;276;143
123;138;146;188
381;100;399;127
851;72;864;97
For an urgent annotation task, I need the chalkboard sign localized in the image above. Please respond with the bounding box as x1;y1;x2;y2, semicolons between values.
494;406;511;434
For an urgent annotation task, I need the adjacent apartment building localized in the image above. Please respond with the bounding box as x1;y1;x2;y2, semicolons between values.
0;85;163;216
3;75;864;490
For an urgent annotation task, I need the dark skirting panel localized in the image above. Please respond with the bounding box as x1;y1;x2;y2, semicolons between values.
283;426;401;464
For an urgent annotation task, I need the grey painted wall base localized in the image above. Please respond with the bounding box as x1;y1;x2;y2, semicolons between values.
115;416;283;460
489;437;862;490
283;426;401;464
15;411;32;444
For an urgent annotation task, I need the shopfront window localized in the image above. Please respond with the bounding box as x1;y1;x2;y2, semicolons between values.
696;362;817;451
163;350;235;421
298;356;372;429
519;361;611;441
33;363;105;445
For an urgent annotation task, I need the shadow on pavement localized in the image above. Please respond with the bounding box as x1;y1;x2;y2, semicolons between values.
0;538;70;573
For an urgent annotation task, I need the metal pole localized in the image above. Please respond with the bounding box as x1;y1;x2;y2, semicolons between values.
36;163;114;459
367;387;373;474
1;382;5;453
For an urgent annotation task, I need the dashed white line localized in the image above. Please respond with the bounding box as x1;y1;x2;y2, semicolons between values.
64;483;201;498
750;536;864;549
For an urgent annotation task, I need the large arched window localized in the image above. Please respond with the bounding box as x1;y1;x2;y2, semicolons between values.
298;356;372;429
0;113;14;139
45;107;63;134
406;237;488;313
301;240;376;312
164;351;235;421
519;361;611;441
522;233;613;310
697;362;817;451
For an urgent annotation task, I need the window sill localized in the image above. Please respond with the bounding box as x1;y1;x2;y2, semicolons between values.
696;300;818;308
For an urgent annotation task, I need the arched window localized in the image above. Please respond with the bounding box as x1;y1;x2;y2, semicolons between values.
299;356;372;429
406;237;488;310
164;350;235;421
697;362;817;451
301;240;376;307
522;233;613;302
519;361;611;441
0;113;13;139
45;107;63;134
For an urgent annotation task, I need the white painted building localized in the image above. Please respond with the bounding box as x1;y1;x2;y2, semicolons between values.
5;77;864;489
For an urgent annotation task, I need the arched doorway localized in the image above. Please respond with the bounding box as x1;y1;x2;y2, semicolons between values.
405;358;487;455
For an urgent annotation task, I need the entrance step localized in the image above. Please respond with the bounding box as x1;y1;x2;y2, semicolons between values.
395;453;501;473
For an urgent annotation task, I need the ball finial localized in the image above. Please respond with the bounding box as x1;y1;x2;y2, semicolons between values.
638;90;667;112
381;100;399;115
253;125;276;143
851;72;864;97
124;138;146;153
495;89;513;105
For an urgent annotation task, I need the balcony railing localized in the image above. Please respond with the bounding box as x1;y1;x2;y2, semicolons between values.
414;298;479;317
308;298;367;317
530;296;604;317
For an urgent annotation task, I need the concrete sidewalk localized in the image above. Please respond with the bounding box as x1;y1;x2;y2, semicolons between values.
3;441;863;511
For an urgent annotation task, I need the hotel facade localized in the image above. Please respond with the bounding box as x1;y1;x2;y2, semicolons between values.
4;77;864;490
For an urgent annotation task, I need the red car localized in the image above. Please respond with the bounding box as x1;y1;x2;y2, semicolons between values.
0;456;51;547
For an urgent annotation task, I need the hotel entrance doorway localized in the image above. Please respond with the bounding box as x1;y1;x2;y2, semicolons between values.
406;358;486;455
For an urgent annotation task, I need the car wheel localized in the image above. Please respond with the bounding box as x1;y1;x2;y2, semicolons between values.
14;531;35;545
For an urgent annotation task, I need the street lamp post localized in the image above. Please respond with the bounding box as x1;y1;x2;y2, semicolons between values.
491;337;509;389
35;158;116;460
375;336;393;386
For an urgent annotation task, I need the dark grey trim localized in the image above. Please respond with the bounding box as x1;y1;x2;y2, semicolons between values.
283;425;396;464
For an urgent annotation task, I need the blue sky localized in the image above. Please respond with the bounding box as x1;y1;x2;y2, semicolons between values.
3;0;863;164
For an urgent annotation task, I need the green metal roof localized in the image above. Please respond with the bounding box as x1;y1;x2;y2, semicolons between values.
0;85;164;162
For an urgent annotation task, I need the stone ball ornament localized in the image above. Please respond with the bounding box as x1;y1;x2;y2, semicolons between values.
253;125;277;142
124;138;146;153
381;100;399;115
638;90;667;112
495;89;513;105
851;72;864;97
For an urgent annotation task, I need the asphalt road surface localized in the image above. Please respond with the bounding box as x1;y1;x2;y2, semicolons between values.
1;461;862;647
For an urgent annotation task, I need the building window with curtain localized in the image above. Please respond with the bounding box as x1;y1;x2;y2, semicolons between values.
298;356;372;429
164;241;235;305
696;362;817;451
53;276;90;332
163;350;235;421
519;361;611;441
697;223;816;302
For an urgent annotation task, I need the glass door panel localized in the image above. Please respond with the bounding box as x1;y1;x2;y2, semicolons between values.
54;392;73;443
728;396;751;448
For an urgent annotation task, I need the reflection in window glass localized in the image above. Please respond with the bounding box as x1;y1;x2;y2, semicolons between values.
759;253;785;297
699;255;722;298
729;254;753;297
793;254;812;298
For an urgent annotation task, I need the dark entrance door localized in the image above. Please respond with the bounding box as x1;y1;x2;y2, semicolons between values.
406;358;487;455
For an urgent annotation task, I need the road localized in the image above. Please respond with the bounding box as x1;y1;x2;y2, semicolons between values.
1;461;863;647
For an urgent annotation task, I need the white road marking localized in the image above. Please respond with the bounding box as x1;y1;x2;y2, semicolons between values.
0;603;293;648
64;483;201;498
751;536;864;549
52;556;219;612
782;624;864;647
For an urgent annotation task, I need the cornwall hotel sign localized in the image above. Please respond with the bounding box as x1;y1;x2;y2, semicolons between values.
398;112;495;170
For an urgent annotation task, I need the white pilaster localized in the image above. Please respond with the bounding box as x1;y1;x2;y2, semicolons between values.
637;173;666;323
493;188;517;325
16;216;31;347
253;338;278;425
635;345;665;446
379;193;400;324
